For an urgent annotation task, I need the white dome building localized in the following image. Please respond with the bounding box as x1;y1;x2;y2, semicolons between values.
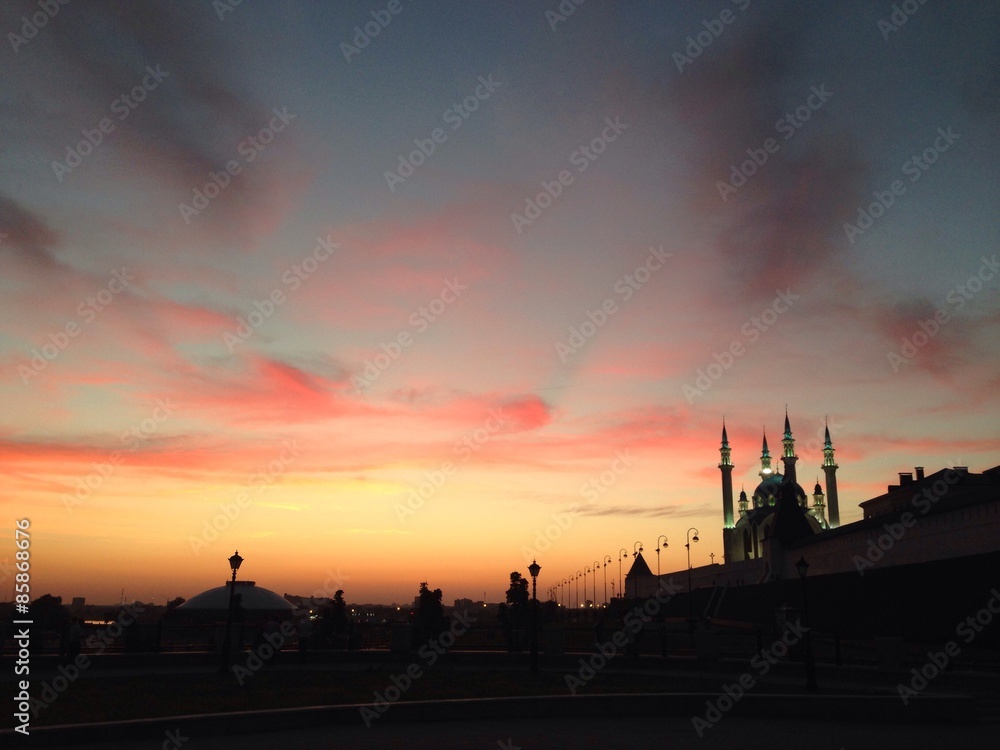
173;580;295;622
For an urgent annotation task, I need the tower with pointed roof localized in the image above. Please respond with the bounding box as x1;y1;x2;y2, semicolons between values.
822;420;840;527
759;430;773;479
719;420;735;562
781;409;798;479
723;411;834;568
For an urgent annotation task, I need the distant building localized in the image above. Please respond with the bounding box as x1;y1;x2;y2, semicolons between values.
71;597;86;614
171;580;295;623
626;413;1000;595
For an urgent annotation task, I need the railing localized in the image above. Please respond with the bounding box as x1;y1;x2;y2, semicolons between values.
4;621;999;672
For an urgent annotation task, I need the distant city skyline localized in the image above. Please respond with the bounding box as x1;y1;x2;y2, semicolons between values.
1;1;998;605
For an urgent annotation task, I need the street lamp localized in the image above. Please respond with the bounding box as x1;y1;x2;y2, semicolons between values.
592;560;600;612
219;549;244;675
618;548;627;598
575;570;582;618
686;528;699;627
796;556;818;692
528;559;541;674
656;534;669;579
602;555;611;607
631;541;643;599
583;567;590;617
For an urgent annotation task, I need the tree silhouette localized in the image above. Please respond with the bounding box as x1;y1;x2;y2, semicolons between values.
31;594;69;631
498;572;529;651
415;582;446;641
316;589;350;647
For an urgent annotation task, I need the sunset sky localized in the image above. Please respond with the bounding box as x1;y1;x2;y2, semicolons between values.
2;1;999;607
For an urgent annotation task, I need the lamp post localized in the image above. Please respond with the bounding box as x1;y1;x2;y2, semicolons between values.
219;549;244;675
592;560;600;612
618;548;627;598
795;556;818;692
685;528;699;627
631;541;643;599
528;559;541;674
656;535;669;579
583;567;590;618
602;555;612;608
575;570;582;619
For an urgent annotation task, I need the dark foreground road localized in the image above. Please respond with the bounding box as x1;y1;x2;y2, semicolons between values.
61;714;993;750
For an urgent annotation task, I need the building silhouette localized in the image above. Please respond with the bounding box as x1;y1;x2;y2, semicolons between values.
627;413;1000;596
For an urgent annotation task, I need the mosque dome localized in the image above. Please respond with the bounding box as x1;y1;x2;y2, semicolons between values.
752;473;807;507
174;580;295;619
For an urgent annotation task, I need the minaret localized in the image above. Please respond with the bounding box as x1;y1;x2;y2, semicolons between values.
759;430;773;479
822;419;840;528
738;488;748;517
781;409;798;479
812;480;827;526
720;420;735;564
719;420;734;529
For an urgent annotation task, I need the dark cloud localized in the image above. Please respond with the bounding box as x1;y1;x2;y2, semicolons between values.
573;502;714;519
6;1;305;244
0;193;60;268
665;5;869;301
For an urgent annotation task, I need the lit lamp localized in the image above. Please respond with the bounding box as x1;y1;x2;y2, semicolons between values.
528;559;541;674
602;555;612;608
686;528;699;632
796;556;818;692
656;534;669;579
219;549;244;675
632;541;643;599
